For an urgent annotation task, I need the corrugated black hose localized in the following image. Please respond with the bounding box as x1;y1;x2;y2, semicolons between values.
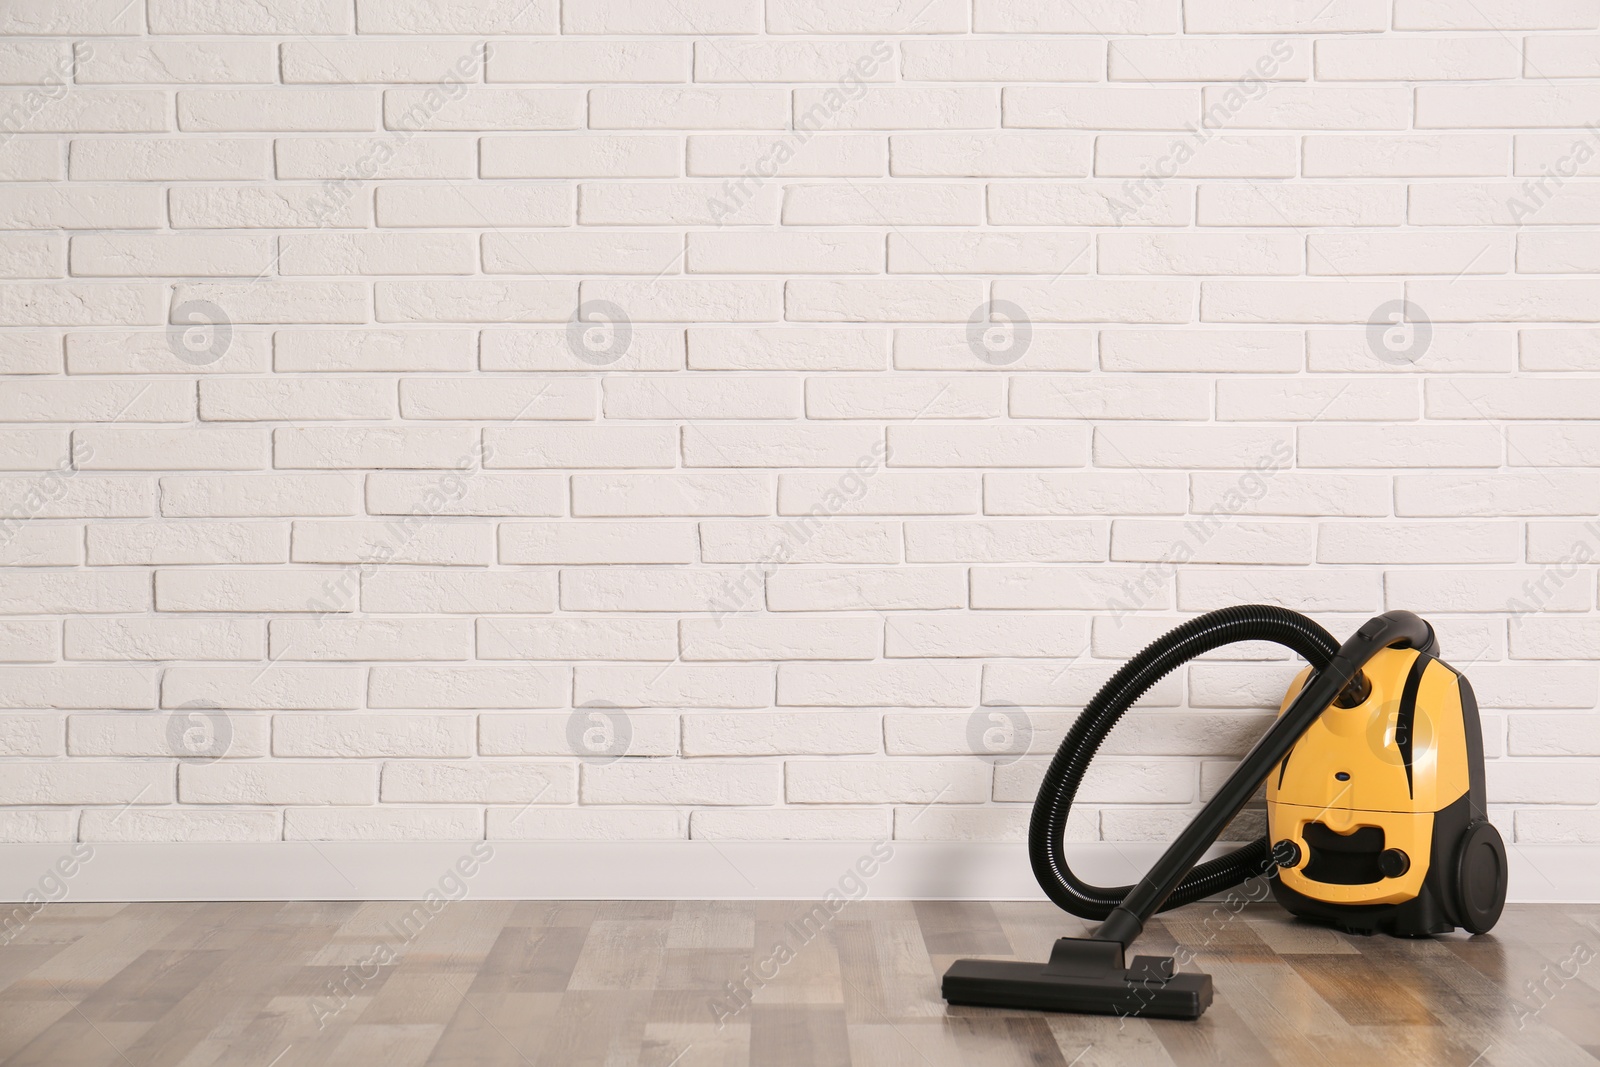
1029;604;1340;920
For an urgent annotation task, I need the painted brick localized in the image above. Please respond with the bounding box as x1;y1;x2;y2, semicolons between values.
366;473;565;518
284;808;482;841
275;136;477;182
681;713;883;755
68;712;269;758
0;764;172;806
149;0;351;33
501;523;700;564
476;619;676;661
1198;184;1404;227
160;475;359;518
681;617;881;661
689;328;886;371
786;760;990;805
984;472;1188;515
489;41;689;83
274;330;476;373
700;521;901;563
581;763;778;805
480;711;677;758
483;136;680;178
381;760;574;804
268;619;474;661
778;663;978;707
369;666;567;709
491;808;684;840
483;328;685;373
65;618;265;662
912;522;1109;565
0;573;150;615
274;714;474;758
694;808;887;840
70;139;269;181
164;667;362;711
766;568;967;612
81;809;279;843
155;570;352;614
357;0;556;33
1319;522;1521;564
87;522;285;565
365;570;558;615
687;134;885;177
895;327;1093;371
182;763;376;805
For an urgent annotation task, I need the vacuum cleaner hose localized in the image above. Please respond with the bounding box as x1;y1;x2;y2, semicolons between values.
1029;604;1341;920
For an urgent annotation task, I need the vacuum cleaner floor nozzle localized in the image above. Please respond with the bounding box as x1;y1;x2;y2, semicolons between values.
941;937;1212;1020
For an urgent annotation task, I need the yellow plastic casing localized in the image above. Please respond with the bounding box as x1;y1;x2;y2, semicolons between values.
1265;647;1471;907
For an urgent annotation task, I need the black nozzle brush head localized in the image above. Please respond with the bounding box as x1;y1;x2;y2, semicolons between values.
941;937;1212;1020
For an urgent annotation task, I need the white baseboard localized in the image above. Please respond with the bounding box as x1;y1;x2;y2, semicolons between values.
0;841;1594;903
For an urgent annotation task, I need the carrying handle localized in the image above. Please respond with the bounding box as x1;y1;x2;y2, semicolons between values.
1094;610;1436;948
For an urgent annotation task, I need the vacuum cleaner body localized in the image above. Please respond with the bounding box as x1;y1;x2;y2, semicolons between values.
1267;646;1504;937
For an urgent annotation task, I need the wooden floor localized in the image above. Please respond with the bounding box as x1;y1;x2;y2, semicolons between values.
0;900;1596;1066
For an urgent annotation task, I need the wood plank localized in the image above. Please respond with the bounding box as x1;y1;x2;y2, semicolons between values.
1285;954;1441;1026
568;918;671;991
667;900;756;950
424;989;563;1067
471;923;589;994
538;990;655;1066
947;1014;1076;1067
914;900;1013;956
749;1004;852;1066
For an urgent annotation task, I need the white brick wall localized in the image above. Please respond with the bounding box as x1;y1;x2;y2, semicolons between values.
0;0;1597;853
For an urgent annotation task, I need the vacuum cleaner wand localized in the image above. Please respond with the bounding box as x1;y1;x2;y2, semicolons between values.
942;610;1436;1020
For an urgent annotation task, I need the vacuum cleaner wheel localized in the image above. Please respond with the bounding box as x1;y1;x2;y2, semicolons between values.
1454;819;1507;935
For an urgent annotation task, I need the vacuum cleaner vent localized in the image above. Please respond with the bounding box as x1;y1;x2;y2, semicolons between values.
1301;823;1387;886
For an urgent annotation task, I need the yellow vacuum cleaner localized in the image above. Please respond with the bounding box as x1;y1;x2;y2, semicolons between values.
943;606;1507;1019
